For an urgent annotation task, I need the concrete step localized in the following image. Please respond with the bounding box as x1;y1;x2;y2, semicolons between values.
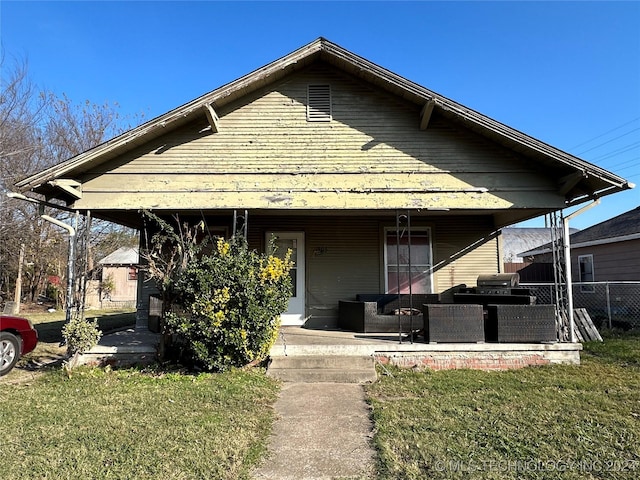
269;354;375;370
76;329;160;368
267;355;377;383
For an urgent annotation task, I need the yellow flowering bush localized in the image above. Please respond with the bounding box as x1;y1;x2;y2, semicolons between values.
216;238;230;256
260;250;293;284
164;236;293;372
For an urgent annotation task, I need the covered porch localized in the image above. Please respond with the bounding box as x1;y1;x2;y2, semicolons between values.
76;324;581;371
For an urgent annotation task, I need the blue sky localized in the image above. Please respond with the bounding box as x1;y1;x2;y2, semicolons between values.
2;1;639;230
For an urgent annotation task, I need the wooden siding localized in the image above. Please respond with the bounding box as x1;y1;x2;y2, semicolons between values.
431;216;500;300
135;214;499;325
101;266;137;301
73;63;563;212
572;239;640;282
249;214;500;324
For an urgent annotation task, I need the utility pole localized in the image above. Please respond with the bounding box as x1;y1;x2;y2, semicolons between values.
13;244;25;314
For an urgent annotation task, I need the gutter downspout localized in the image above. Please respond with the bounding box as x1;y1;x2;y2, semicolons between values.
7;192;77;325
41;215;76;325
563;200;600;343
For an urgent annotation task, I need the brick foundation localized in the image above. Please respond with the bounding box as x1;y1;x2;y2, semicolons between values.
375;352;554;371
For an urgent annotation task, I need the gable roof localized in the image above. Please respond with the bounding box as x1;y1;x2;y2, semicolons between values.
569;206;640;244
16;37;633;207
98;247;139;265
520;206;640;257
502;227;579;262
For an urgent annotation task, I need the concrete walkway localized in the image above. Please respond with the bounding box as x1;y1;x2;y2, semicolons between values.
253;382;376;480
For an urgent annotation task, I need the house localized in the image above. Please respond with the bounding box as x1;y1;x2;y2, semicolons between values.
85;247;139;309
15;38;632;333
520;206;640;328
520;206;640;282
502;227;580;264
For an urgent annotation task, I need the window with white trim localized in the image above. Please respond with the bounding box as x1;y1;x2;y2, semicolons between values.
384;227;433;294
578;254;595;293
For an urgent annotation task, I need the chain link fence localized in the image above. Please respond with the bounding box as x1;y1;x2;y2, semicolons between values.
522;282;640;330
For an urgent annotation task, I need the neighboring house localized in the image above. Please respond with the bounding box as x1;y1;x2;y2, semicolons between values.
520;206;640;283
99;247;139;302
85;247;139;309
15;38;632;330
520;206;640;327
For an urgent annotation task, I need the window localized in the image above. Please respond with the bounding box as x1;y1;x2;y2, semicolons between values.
128;267;138;281
384;227;433;294
307;85;332;122
578;254;595;293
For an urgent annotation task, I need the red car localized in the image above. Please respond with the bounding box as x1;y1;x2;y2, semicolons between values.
0;315;39;376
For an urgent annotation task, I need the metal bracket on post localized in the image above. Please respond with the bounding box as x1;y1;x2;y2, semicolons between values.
233;209;248;239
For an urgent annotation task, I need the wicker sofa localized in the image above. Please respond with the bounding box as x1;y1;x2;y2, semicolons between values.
338;294;437;333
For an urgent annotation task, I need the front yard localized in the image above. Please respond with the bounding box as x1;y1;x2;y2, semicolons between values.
366;332;640;479
0;367;278;480
1;310;639;479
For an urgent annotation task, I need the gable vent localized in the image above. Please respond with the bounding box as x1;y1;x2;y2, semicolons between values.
307;84;332;122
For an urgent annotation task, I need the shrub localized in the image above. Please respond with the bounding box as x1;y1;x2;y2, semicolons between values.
62;316;102;355
164;236;293;372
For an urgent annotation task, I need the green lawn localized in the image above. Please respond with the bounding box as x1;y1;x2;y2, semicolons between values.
27;308;137;343
366;333;640;480
2;312;640;479
0;367;278;480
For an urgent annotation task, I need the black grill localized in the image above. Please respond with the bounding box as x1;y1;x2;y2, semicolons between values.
454;273;534;306
476;273;519;294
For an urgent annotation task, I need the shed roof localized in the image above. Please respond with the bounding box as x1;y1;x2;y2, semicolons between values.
502;227;579;262
16;37;633;208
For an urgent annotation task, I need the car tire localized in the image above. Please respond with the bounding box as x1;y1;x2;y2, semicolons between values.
0;332;21;376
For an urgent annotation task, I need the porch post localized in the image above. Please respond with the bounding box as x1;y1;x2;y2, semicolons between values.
41;214;76;325
562;216;576;343
563;200;600;343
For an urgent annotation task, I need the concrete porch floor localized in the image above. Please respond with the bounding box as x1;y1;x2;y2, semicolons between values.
273;326;583;369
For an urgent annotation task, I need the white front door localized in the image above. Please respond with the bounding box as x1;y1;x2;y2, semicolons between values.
267;231;305;325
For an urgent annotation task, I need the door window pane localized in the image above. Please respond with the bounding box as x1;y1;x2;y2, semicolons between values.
272;237;297;297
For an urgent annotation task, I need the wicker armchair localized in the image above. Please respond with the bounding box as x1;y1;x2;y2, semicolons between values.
423;304;485;343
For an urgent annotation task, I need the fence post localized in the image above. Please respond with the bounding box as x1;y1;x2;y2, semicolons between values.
605;282;612;329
